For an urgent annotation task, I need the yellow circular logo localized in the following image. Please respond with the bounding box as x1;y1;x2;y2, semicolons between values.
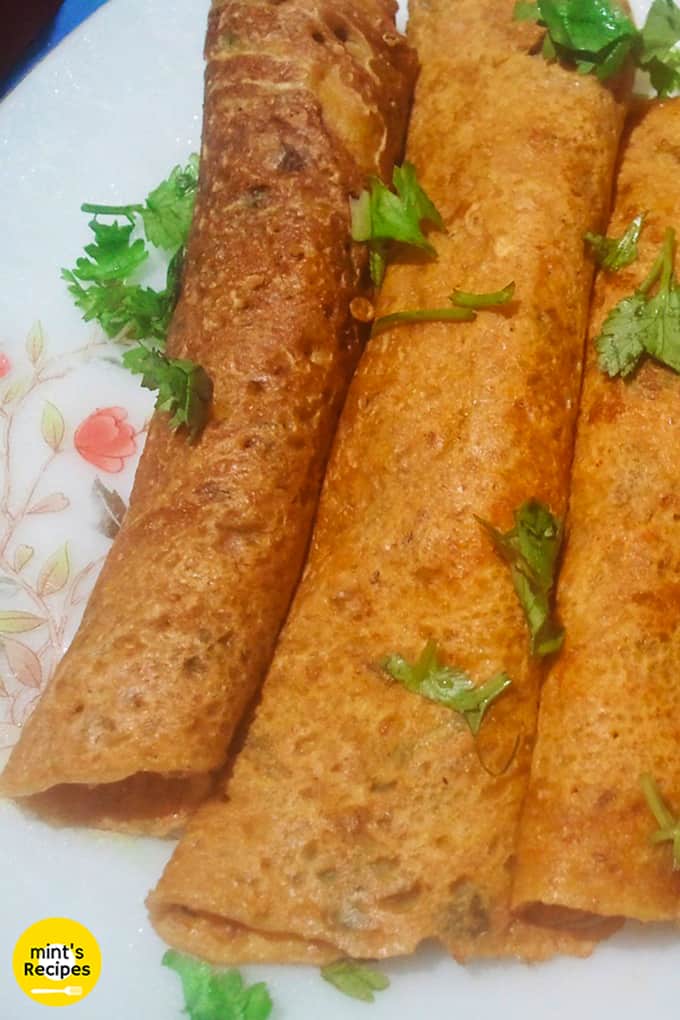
12;918;101;1006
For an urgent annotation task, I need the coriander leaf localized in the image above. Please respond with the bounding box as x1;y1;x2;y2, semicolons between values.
540;0;634;53
595;227;680;378
372;282;514;334
638;0;680;98
644;284;680;371
594;33;634;77
367;169;440;248
350;162;443;285
542;31;558;58
71;220;149;283
61;240;182;342
81;155;199;252
61;272;172;341
518;0;637;81
63;155;213;440
163;949;273;1020
142;154;200;250
450;673;515;736
585;213;645;271
321;960;390;1003
479;500;564;657
62;203;188;342
381;639;512;735
123;347;213;439
595;292;648;376
392;162;444;234
165;245;187;310
640;774;680;871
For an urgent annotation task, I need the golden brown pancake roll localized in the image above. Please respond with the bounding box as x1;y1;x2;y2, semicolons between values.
149;0;629;962
513;99;680;927
0;0;416;834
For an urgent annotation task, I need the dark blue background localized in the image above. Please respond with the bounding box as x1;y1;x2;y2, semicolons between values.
2;0;109;99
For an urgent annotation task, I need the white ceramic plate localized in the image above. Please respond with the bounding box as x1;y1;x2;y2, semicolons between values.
0;0;677;1017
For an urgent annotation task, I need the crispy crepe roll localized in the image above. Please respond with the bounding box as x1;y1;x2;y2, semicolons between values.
149;0;629;962
0;0;416;834
513;99;680;927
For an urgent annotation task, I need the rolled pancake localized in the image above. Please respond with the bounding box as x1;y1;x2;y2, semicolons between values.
149;0;630;962
0;0;416;834
513;99;680;926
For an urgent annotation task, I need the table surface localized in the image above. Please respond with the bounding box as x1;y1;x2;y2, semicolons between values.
1;0;109;99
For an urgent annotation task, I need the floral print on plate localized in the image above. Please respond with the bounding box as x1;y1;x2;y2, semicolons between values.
0;321;151;759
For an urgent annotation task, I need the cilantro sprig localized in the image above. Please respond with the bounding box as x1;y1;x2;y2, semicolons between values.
637;0;680;96
381;639;511;736
62;155;211;439
372;282;515;335
585;213;645;271
596;227;680;378
350;162;444;286
321;960;390;1003
64;241;183;343
163;950;273;1020
514;0;636;79
515;0;680;94
640;774;680;871
478;500;564;657
123;348;213;441
80;155;199;252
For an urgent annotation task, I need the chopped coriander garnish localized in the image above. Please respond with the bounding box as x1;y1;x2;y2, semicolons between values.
514;0;637;80
381;639;511;736
372;305;475;333
321;960;390;1003
478;500;564;657
585;213;645;272
81;154;199;252
640;774;680;871
372;282;515;335
123;347;213;440
515;0;680;94
350;162;444;286
163;949;273;1020
63;243;183;343
596;227;680;378
67;219;149;283
450;283;516;308
638;0;680;98
63;157;211;440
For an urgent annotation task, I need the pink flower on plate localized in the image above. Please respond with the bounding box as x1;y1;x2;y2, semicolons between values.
0;353;11;378
74;406;137;473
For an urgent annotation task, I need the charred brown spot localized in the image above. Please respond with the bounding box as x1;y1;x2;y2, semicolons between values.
244;185;270;208
328;19;349;43
278;144;306;172
442;878;490;937
196;480;229;502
